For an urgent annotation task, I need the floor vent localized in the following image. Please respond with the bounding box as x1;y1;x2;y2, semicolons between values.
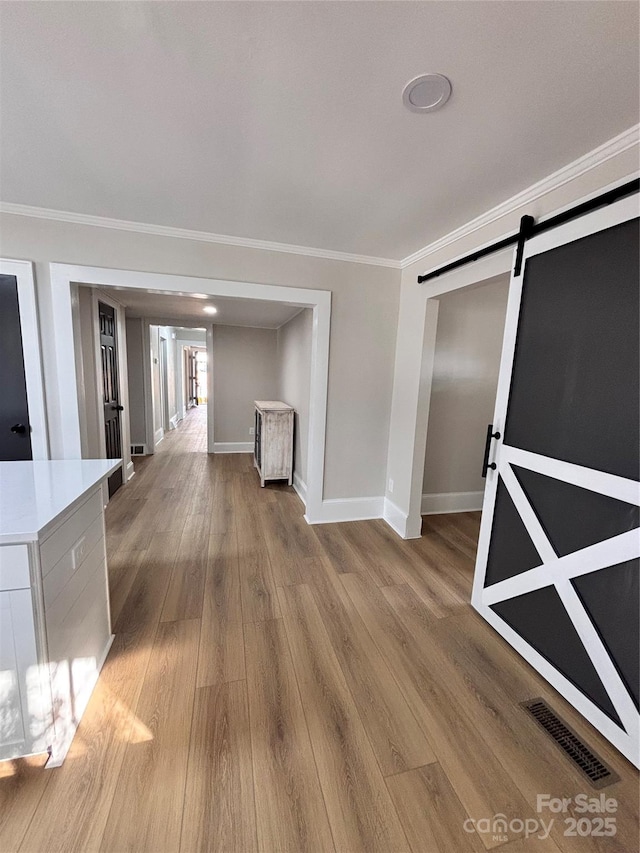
521;699;619;789
130;444;146;456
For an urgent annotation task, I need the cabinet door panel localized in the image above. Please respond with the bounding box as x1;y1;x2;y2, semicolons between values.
0;589;49;760
0;592;27;752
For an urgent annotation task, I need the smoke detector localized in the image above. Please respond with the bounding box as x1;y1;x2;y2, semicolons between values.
403;74;452;113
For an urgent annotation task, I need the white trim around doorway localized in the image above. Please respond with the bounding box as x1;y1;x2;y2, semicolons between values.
392;171;640;540
47;263;331;522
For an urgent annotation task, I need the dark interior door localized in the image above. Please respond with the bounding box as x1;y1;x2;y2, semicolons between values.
188;350;198;406
0;274;32;461
99;301;123;496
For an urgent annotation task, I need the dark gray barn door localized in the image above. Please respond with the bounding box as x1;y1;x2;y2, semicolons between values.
0;274;32;460
99;301;123;496
472;197;639;766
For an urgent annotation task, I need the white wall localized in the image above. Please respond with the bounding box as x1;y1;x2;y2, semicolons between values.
422;277;509;511
277;308;312;488
213;325;278;445
0;216;399;501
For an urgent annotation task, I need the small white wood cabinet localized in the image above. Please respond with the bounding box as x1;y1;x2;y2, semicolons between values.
0;459;119;766
254;401;294;487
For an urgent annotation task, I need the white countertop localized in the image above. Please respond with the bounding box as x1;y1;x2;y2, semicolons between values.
0;459;121;544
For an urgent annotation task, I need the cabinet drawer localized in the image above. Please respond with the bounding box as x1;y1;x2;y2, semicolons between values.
0;545;31;591
40;490;103;576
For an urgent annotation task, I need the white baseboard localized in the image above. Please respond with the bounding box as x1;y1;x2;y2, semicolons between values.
421;490;484;515
125;461;135;482
213;441;253;454
154;428;164;447
382;497;408;537
292;472;307;506
305;495;384;525
381;497;422;539
169;414;179;430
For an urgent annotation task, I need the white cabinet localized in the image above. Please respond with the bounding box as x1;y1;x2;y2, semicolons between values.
254;401;294;487
0;459;118;766
0;589;40;757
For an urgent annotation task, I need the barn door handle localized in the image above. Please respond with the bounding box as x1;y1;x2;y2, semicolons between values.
481;424;501;478
111;405;124;411
10;423;27;434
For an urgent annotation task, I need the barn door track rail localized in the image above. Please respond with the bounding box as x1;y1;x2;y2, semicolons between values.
417;177;639;284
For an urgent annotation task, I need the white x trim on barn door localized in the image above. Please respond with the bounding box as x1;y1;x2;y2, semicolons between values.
481;445;640;760
472;193;640;767
480;447;640;741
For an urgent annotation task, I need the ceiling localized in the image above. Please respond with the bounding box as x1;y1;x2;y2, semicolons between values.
95;286;305;329
1;2;637;261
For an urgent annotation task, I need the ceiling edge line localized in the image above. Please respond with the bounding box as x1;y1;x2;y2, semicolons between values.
0;202;402;270
400;123;640;270
139;316;283;331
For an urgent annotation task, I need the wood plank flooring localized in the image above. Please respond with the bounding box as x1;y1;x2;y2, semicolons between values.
1;405;638;852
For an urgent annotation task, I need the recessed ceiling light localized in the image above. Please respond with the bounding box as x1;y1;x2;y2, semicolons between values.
191;293;209;299
203;305;217;315
403;73;452;113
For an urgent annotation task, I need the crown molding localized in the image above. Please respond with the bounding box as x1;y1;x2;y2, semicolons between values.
401;123;640;270
0;201;401;270
2;124;636;273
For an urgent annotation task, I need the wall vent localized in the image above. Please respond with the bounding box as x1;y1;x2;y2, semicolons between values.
130;444;147;456
521;699;619;788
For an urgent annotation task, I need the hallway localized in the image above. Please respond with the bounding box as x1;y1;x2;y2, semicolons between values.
0;410;637;852
156;402;209;455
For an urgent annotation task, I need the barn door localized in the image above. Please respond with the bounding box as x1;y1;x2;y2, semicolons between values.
472;195;639;767
99;301;123;497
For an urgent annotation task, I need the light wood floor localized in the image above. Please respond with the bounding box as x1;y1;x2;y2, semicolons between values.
1;406;638;852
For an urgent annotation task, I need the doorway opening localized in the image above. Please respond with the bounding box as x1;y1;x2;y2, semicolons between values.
184;346;207;409
147;323;210;455
60;267;327;518
415;272;510;585
421;274;510;520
